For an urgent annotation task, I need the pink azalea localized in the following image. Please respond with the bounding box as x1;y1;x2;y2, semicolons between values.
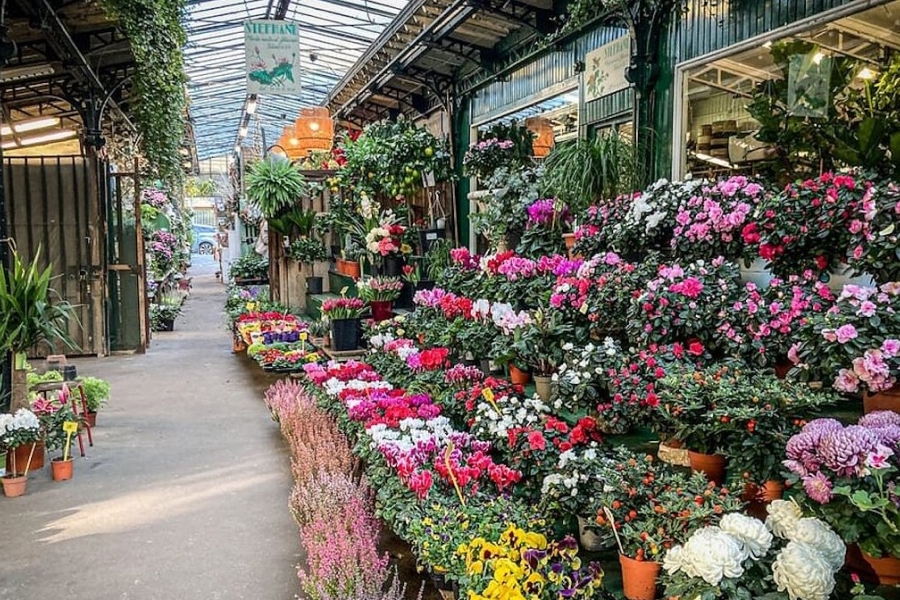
835;324;858;343
882;339;900;357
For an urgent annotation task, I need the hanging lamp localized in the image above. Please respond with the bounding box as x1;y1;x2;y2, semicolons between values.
292;107;334;155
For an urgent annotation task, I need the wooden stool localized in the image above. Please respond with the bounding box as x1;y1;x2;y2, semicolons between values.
31;381;93;457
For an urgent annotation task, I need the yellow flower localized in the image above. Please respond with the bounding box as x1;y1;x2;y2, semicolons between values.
522;573;545;595
401;243;412;254
468;560;484;575
522;531;547;550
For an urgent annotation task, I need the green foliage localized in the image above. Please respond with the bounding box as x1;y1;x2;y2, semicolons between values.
229;253;269;281
540;132;639;212
287;237;329;265
149;295;182;330
0;245;77;355
184;178;217;197
99;0;188;184
78;376;112;412
246;158;308;218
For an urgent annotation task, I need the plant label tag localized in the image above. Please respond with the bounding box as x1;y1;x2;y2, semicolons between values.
62;421;79;434
579;302;589;314
340;286;349;296
481;388;494;403
299;332;308;341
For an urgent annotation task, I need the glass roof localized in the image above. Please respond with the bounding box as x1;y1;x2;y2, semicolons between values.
185;0;410;160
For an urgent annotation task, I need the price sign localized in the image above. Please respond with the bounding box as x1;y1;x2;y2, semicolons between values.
62;421;79;434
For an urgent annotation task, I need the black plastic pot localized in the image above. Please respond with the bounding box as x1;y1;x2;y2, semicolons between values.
382;256;405;278
415;280;436;291
396;281;415;310
306;276;324;295
331;318;360;351
420;228;446;254
157;318;174;332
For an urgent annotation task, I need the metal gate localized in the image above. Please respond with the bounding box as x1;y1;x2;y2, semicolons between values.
106;161;148;353
2;156;103;356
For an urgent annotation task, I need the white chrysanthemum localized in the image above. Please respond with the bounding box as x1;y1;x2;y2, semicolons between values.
789;518;845;571
772;541;836;600
678;526;748;585
662;545;685;575
719;513;773;559
766;499;804;539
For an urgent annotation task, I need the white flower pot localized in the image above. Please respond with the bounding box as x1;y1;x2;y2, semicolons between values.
577;515;605;551
739;258;774;288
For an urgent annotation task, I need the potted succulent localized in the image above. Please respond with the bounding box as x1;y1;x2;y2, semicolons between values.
288;236;329;294
792;282;900;413
77;376;111;427
660;504;846;600
783;412;900;584
321;297;365;351
0;245;77;411
356;276;403;322
0;408;42;497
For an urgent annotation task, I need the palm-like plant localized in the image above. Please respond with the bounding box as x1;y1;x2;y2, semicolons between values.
0;245;77;410
245;157;308;218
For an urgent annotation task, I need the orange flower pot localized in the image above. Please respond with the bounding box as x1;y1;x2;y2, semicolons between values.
7;441;44;473
51;457;74;482
509;365;531;385
688;450;726;485
1;475;27;497
845;543;900;585
863;385;900;414
619;554;660;600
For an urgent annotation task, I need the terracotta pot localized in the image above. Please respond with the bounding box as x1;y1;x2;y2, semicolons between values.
845;543;900;585
338;259;361;279
619;554;661;600
84;411;98;428
563;233;576;259
509;365;531;385
759;479;784;501
417;333;426;346
51;457;74;482
576;515;605;552
688;450;726;485
533;375;553;401
7;441;44;473
369;300;394;322
232;337;247;353
863;385;900;414
1;474;28;497
774;360;792;380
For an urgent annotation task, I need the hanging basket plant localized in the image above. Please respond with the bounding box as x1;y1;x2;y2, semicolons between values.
245;158;309;219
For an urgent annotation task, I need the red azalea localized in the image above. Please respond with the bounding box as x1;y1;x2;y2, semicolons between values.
687;340;705;356
814;255;829;270
741;222;760;244
527;430;546;451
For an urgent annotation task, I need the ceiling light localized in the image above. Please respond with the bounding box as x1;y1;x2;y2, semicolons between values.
0;64;55;82
858;67;877;80
246;98;257;115
17;129;77;146
0;116;61;136
813;52;825;65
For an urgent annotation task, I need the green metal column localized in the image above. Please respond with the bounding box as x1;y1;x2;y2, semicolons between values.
452;98;471;249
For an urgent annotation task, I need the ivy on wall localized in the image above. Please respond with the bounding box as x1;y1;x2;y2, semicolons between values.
99;0;188;183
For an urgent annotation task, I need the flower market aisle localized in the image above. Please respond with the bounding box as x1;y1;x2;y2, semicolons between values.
0;257;300;600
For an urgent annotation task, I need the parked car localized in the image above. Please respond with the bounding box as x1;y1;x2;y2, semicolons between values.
191;224;217;254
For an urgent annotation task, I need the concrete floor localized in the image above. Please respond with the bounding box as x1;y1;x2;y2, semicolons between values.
0;255;300;600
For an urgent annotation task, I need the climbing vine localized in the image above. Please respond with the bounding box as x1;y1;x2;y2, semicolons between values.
99;0;188;184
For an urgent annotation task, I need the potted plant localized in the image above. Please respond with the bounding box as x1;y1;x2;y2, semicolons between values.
338;241;364;279
245;157;308;219
321;297;365;351
32;389;78;481
229;253;269;285
150;296;183;332
783;412;900;584
356;276;403;322
792;282;900;413
307;318;330;348
77;376;111;427
847;181;900;285
365;222;411;277
660;504;845;600
494;308;572;400
0;408;42;497
288;237;329;294
0;245;77;411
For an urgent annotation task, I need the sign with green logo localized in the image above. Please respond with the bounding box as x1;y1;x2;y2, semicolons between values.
244;20;301;94
584;35;631;103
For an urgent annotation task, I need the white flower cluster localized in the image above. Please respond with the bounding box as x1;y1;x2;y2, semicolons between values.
663;501;844;600
368;416;456;454
540;446;605;499
0;408;40;436
323;377;392;398
471;393;549;440
368;332;396;350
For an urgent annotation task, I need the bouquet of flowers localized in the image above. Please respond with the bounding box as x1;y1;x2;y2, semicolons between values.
365;223;411;257
747;172;869;278
670;175;767;262
357;276;404;302
791;282;900;393
321;297;366;320
847;180;900;284
626;257;742;349
611;178;706;256
462;138;517;181
783;412;900;559
661;502;845;600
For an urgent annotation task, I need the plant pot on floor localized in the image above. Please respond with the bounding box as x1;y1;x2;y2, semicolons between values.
84;411;98;428
1;474;27;497
845;543;900;585
7;441;44;472
577;515;605;552
863;385;900;414
337;259;361;279
370;300;394;322
331;318;360;351
306;276;323;295
533;375;553;401
509;365;531;385
688;450;727;485
51;457;73;482
619;554;661;600
158;318;175;332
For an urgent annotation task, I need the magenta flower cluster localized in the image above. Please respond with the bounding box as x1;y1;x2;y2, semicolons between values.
526;199;570;228
141;189;168;209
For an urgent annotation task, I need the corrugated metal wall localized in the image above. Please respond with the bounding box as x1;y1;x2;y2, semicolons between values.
470;26;627;123
652;0;866;177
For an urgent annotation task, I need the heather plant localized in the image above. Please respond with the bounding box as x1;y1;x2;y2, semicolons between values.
290;471;373;528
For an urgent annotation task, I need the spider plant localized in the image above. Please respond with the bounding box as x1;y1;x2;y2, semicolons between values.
245;157;308;218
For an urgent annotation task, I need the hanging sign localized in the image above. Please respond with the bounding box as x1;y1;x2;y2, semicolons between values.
244;20;301;94
584;35;631;102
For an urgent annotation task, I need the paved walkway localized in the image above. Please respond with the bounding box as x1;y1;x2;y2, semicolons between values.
0;256;299;600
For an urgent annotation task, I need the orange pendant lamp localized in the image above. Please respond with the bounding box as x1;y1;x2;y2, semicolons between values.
526;117;555;157
293;107;334;154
